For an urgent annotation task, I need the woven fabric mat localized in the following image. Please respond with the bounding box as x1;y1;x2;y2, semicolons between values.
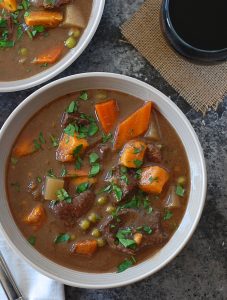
121;0;227;113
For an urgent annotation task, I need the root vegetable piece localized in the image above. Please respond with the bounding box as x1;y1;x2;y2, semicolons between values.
70;176;97;186
120;140;147;168
113;102;153;150
13;139;34;157
95;99;119;133
62;4;86;28
139;166;169;194
44;177;64;200
32;46;63;64
0;0;17;12
24;205;46;226
71;240;98;255
145;111;161;140
56;133;88;162
24;11;63;27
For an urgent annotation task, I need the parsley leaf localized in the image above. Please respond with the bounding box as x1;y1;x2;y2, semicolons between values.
117;257;136;273
143;225;153;234
50;135;58;147
47;169;56;178
163;210;173;220
64;124;76;136
54;233;71;244
79;91;88;101
176;185;185;197
73;144;83;156
27;236;36;246
89;152;99;164
88;123;99;136
120;174;129;184
133;147;141;154
89;163;100;177
60;167;67;177
37;176;42;183
76;182;89;194
134;160;143;168
11;157;18;165
56;189;72;203
102;132;113;143
66;101;78;113
39;132;46;144
113;184;123;202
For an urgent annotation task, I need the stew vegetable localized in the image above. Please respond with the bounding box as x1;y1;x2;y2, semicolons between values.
6;90;190;273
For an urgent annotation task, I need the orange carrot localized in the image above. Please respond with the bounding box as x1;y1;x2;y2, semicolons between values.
139;166;169;194
71;176;97;186
0;0;17;12
56;133;88;162
95;99;119;133
71;240;98;255
63;165;89;177
13;139;35;157
113;102;153;150
120;140;147;168
24;11;63;27
32;46;63;64
23;205;46;226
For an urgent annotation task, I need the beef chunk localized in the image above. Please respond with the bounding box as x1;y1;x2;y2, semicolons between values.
100;209;168;255
30;0;70;8
146;144;162;163
50;190;95;226
108;166;137;203
61;112;90;127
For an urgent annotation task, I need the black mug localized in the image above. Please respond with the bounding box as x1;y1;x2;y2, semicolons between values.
161;0;227;62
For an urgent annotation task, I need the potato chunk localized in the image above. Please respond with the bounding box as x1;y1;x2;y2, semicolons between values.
139;166;169;194
120;140;147;168
44;177;64;200
62;4;86;28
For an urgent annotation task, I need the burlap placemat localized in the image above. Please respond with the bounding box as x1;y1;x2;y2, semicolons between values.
121;0;227;113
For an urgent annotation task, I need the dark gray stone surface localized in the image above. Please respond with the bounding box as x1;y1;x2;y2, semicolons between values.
0;1;226;299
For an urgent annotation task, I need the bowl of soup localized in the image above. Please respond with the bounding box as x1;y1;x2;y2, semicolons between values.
0;0;105;92
0;73;206;288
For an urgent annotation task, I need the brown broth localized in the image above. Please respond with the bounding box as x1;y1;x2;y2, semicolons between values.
6;90;190;273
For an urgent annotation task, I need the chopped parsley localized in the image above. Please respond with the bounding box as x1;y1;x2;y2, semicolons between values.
39;132;46;144
47;169;56;178
76;182;89;194
143;198;153;214
176;185;185;197
143;225;153;234
64;124;76;136
89;163;101;177
102;132;113;143
50;135;58;147
117;257;136;273
149;176;159;183
27;236;36;246
66;100;78;113
54;233;71;244
135;169;142;179
73;144;83;156
116;228;136;248
134;159;143;168
60;167;67;177
112;184;123;202
89;152;99;164
37;176;42;183
11;157;18;165
163;210;173;220
33;139;41;151
133;147;142;154
56;189;72;203
120;174;129;184
79;91;88;101
121;195;141;209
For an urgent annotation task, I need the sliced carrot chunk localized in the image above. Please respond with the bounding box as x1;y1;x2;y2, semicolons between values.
24;11;63;27
113;102;153;150
13;139;34;157
71;240;98;256
95;99;119;133
70;176;97;186
0;0;17;12
120;140;147;168
139;166;169;194
33;46;63;64
56;133;88;162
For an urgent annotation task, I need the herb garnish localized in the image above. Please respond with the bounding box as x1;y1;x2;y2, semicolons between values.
116;228;136;248
47;169;56;178
56;188;72;203
50;135;58;147
163;210;173;220
27;236;36;246
176;185;185;197
54;233;71;244
79;91;88;101
37;176;42;183
66;101;78;113
11;157;18;165
102;132;113;143
60;167;67;177
112;184;123;202
64;124;76;136
117;257;136;273
76;182;89;194
149;176;159;183
89;152;99;164
89;163;100;177
134;159;143;168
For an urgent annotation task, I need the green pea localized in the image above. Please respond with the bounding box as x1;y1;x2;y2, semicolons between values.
106;205;115;213
97;238;106;247
97;196;107;205
79;219;90;230
177;176;186;185
88;212;99;223
91;228;101;238
95;90;108;100
64;36;77;49
19;48;28;56
69;28;81;38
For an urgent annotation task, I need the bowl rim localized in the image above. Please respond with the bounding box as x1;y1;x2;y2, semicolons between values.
0;72;207;288
0;0;105;93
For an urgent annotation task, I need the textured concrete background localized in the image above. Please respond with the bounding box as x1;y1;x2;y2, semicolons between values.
0;1;226;299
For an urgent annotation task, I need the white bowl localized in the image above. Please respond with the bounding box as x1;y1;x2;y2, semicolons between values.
0;1;105;93
0;73;207;288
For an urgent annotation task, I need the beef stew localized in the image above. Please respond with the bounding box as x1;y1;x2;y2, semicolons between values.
6;90;190;273
0;0;92;81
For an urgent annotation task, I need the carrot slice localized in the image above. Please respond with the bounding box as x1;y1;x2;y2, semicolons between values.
13;139;35;157
24;11;63;27
71;176;97;186
63;165;89;177
71;240;98;256
0;0;17;12
120;140;147;168
113;102;153;150
139;166;169;194
95;99;119;133
33;46;63;64
56;133;88;162
23;205;46;226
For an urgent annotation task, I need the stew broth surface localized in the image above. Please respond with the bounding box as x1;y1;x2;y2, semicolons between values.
6;90;190;273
